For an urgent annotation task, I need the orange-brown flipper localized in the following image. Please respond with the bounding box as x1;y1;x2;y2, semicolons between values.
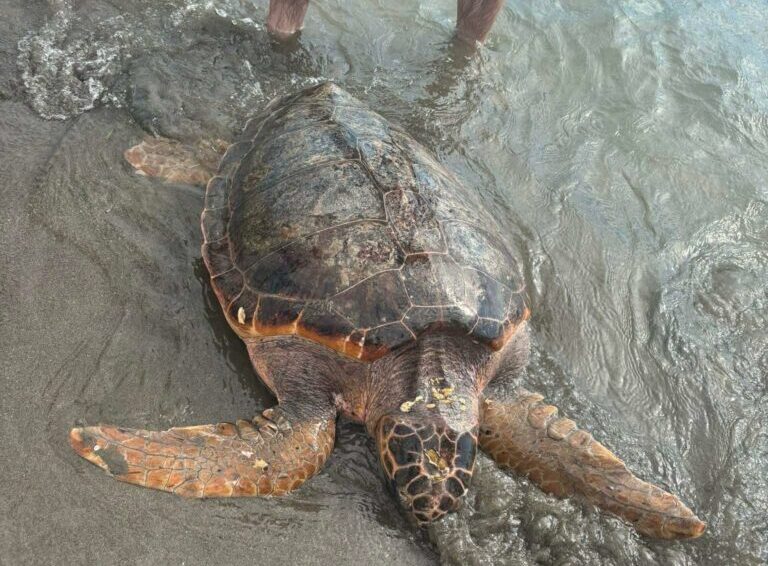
124;137;228;186
479;390;706;539
69;407;336;497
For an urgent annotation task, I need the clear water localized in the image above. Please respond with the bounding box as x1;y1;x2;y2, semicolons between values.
2;1;766;564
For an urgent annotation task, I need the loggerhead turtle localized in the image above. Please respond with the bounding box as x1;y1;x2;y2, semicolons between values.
69;82;705;539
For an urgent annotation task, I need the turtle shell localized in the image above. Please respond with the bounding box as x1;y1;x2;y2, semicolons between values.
201;83;528;362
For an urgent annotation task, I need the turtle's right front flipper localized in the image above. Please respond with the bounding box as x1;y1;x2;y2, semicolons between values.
479;390;706;539
69;405;336;497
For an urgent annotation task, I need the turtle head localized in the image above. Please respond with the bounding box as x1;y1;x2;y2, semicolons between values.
374;407;478;524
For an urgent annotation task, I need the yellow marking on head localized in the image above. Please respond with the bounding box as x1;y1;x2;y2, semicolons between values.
424;449;449;480
400;395;424;413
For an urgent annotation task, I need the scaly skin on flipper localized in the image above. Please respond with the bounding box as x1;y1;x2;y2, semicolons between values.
69;406;336;497
124;137;228;186
479;390;706;539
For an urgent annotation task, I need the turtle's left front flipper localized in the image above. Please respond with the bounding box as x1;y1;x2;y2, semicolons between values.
69;405;336;497
479;390;706;539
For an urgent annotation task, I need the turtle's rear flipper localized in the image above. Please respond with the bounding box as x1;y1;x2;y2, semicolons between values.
479;390;706;539
124;137;229;186
69;406;336;497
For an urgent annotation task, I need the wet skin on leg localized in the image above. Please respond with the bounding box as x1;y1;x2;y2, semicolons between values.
456;0;505;44
267;0;310;38
263;0;503;44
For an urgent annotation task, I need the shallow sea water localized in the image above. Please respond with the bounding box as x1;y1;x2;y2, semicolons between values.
1;1;766;564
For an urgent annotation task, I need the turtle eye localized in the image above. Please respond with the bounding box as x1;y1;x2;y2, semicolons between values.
454;432;477;470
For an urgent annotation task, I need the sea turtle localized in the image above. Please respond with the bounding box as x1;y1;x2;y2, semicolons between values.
69;82;705;539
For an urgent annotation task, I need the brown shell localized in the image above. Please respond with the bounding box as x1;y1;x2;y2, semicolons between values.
201;83;528;362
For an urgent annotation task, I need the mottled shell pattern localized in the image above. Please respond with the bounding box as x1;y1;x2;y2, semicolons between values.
201;82;528;362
